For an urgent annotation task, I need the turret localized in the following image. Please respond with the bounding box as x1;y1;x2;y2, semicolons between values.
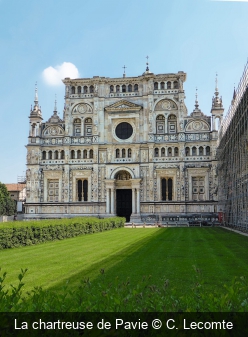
211;74;224;131
29;84;43;137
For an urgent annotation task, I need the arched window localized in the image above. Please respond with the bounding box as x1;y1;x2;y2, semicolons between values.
48;151;52;160
173;81;178;89
122;85;126;92
167;81;171;89
89;149;93;158
156;115;165;134
192;147;197;156
161;147;165;157
90;85;94;93
154;82;158;90
199;146;204;156
168;114;177;133
116;85;120;92
61;150;65;159
154;148;159;157
185;147;190;156
122;149;126;158
84;118;92;136
128;84;132;92
206;146;211;156
42;151;46;160
71;86;75;94
83;86;88;94
110;85;114;92
168;147;172;157
77;150;81;159
73;118;81;136
71;150;75;159
128;148;132;158
174;147;179;156
54;150;58;159
134;84;138;91
116;149;120;158
161;82;165;89
83;149;87;159
77;86;81;94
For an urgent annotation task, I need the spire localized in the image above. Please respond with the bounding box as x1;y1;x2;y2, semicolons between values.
212;73;223;108
34;82;38;107
54;94;57;113
195;87;199;110
29;82;42;119
215;72;218;93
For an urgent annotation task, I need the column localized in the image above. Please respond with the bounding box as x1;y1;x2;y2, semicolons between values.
203;146;206;156
137;189;140;214
29;123;32;137
106;189;110;213
110;188;114;214
212;116;216;131
132;188;136;214
172;147;175;157
164;117;168;133
190;147;193;156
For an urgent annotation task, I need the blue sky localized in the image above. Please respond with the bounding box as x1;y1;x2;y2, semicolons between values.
0;0;248;183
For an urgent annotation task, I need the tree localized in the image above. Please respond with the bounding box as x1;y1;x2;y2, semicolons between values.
0;182;16;216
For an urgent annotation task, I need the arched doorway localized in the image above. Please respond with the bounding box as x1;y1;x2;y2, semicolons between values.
115;170;132;222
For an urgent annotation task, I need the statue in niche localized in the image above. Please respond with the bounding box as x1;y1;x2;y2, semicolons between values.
115;171;131;180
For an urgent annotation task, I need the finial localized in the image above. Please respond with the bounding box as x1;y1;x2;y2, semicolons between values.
34;82;38;106
54;94;57;112
122;65;127;78
215;72;218;92
146;55;149;71
195;87;199;109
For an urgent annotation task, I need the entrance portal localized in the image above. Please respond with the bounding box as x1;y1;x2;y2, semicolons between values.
116;189;132;222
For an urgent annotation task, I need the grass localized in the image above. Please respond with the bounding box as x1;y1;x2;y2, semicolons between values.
1;227;248;298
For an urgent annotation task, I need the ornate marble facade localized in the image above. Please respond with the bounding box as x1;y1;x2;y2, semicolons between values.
24;68;223;222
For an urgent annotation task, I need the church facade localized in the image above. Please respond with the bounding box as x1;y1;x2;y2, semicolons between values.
24;67;223;223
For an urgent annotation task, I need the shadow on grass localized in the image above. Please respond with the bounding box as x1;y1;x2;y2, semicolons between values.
45;227;219;295
42;227;248;296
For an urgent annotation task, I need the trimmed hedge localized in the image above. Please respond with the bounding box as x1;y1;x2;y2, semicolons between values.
0;217;125;249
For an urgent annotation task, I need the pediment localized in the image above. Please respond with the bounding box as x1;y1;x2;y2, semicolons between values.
72;103;92;114
185;119;210;132
105;100;142;112
43;125;65;137
155;99;178;111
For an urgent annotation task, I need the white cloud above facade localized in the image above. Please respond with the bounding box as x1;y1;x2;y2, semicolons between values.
42;62;80;86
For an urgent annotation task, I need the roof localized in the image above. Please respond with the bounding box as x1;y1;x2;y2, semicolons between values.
5;184;26;192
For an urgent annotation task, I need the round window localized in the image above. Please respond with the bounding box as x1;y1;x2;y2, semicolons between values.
115;122;133;140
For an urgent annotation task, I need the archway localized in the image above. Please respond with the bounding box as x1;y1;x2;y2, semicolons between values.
115;170;132;222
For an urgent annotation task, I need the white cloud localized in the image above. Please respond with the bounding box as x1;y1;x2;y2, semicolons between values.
42;62;80;86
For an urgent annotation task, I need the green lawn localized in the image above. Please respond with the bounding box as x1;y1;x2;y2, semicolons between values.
1;227;248;297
